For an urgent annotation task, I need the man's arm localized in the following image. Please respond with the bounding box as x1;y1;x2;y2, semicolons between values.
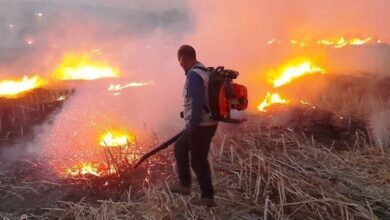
187;71;205;129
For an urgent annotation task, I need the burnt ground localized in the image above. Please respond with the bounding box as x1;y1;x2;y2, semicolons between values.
0;153;173;219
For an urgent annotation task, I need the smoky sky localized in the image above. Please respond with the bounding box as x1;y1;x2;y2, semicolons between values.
0;0;192;71
0;0;191;46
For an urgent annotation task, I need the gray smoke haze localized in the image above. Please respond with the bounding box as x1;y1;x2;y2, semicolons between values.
0;0;192;76
2;0;390;160
185;0;390;150
173;1;390;115
370;109;390;152
187;0;390;74
0;0;193;160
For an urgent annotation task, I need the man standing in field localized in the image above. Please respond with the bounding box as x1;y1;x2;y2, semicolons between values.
169;45;218;207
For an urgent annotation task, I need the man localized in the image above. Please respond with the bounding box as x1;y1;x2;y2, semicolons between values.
169;45;218;207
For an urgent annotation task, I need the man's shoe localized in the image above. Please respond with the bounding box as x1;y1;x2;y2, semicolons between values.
190;197;217;207
167;183;191;195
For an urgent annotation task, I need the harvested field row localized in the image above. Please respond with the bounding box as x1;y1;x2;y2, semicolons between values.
1;120;388;220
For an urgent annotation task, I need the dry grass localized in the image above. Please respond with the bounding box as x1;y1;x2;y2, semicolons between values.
2;73;389;219
308;74;390;153
33;122;390;220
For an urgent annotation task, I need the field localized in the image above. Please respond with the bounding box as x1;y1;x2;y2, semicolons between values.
0;76;390;220
1;119;389;220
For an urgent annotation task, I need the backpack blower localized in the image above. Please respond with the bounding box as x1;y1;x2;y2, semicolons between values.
134;66;248;168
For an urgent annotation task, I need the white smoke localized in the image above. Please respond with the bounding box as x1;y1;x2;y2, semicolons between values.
0;0;192;77
370;109;390;152
0;0;192;160
2;0;390;160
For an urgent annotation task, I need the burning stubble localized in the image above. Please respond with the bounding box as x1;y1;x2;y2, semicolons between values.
0;1;389;218
186;0;390;150
0;0;388;174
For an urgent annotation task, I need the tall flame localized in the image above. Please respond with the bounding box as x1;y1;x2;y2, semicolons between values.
258;60;325;112
0;76;45;98
270;61;325;88
54;54;119;81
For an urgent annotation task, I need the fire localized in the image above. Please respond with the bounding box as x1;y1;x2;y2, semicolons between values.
270;61;325;88
300;100;316;109
99;130;135;147
59;130;136;177
0;76;45;97
258;92;289;112
108;81;155;91
258;60;325;111
266;37;380;48
290;39;306;47
64;162;102;177
267;39;276;44
317;37;372;48
54;54;119;81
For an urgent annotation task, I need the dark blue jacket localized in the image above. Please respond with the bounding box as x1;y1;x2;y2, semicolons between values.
186;69;205;129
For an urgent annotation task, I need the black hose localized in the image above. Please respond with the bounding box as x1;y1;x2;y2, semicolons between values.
133;130;184;168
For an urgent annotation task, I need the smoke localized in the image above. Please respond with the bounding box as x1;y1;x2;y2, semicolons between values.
0;0;192;77
0;0;193;161
183;0;390;147
184;0;390;108
2;0;390;161
39;81;183;160
370;109;390;152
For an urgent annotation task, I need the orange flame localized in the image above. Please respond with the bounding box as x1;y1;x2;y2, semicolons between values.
317;37;372;48
258;92;289;112
267;37;379;48
300;100;316;109
99;130;135;147
0;76;45;97
64;162;102;177
270;61;325;88
258;60;325;111
54;54;119;80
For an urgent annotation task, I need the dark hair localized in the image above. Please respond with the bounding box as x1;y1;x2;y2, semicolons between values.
178;45;196;60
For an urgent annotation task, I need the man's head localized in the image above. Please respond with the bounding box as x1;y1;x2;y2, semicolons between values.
178;45;197;72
